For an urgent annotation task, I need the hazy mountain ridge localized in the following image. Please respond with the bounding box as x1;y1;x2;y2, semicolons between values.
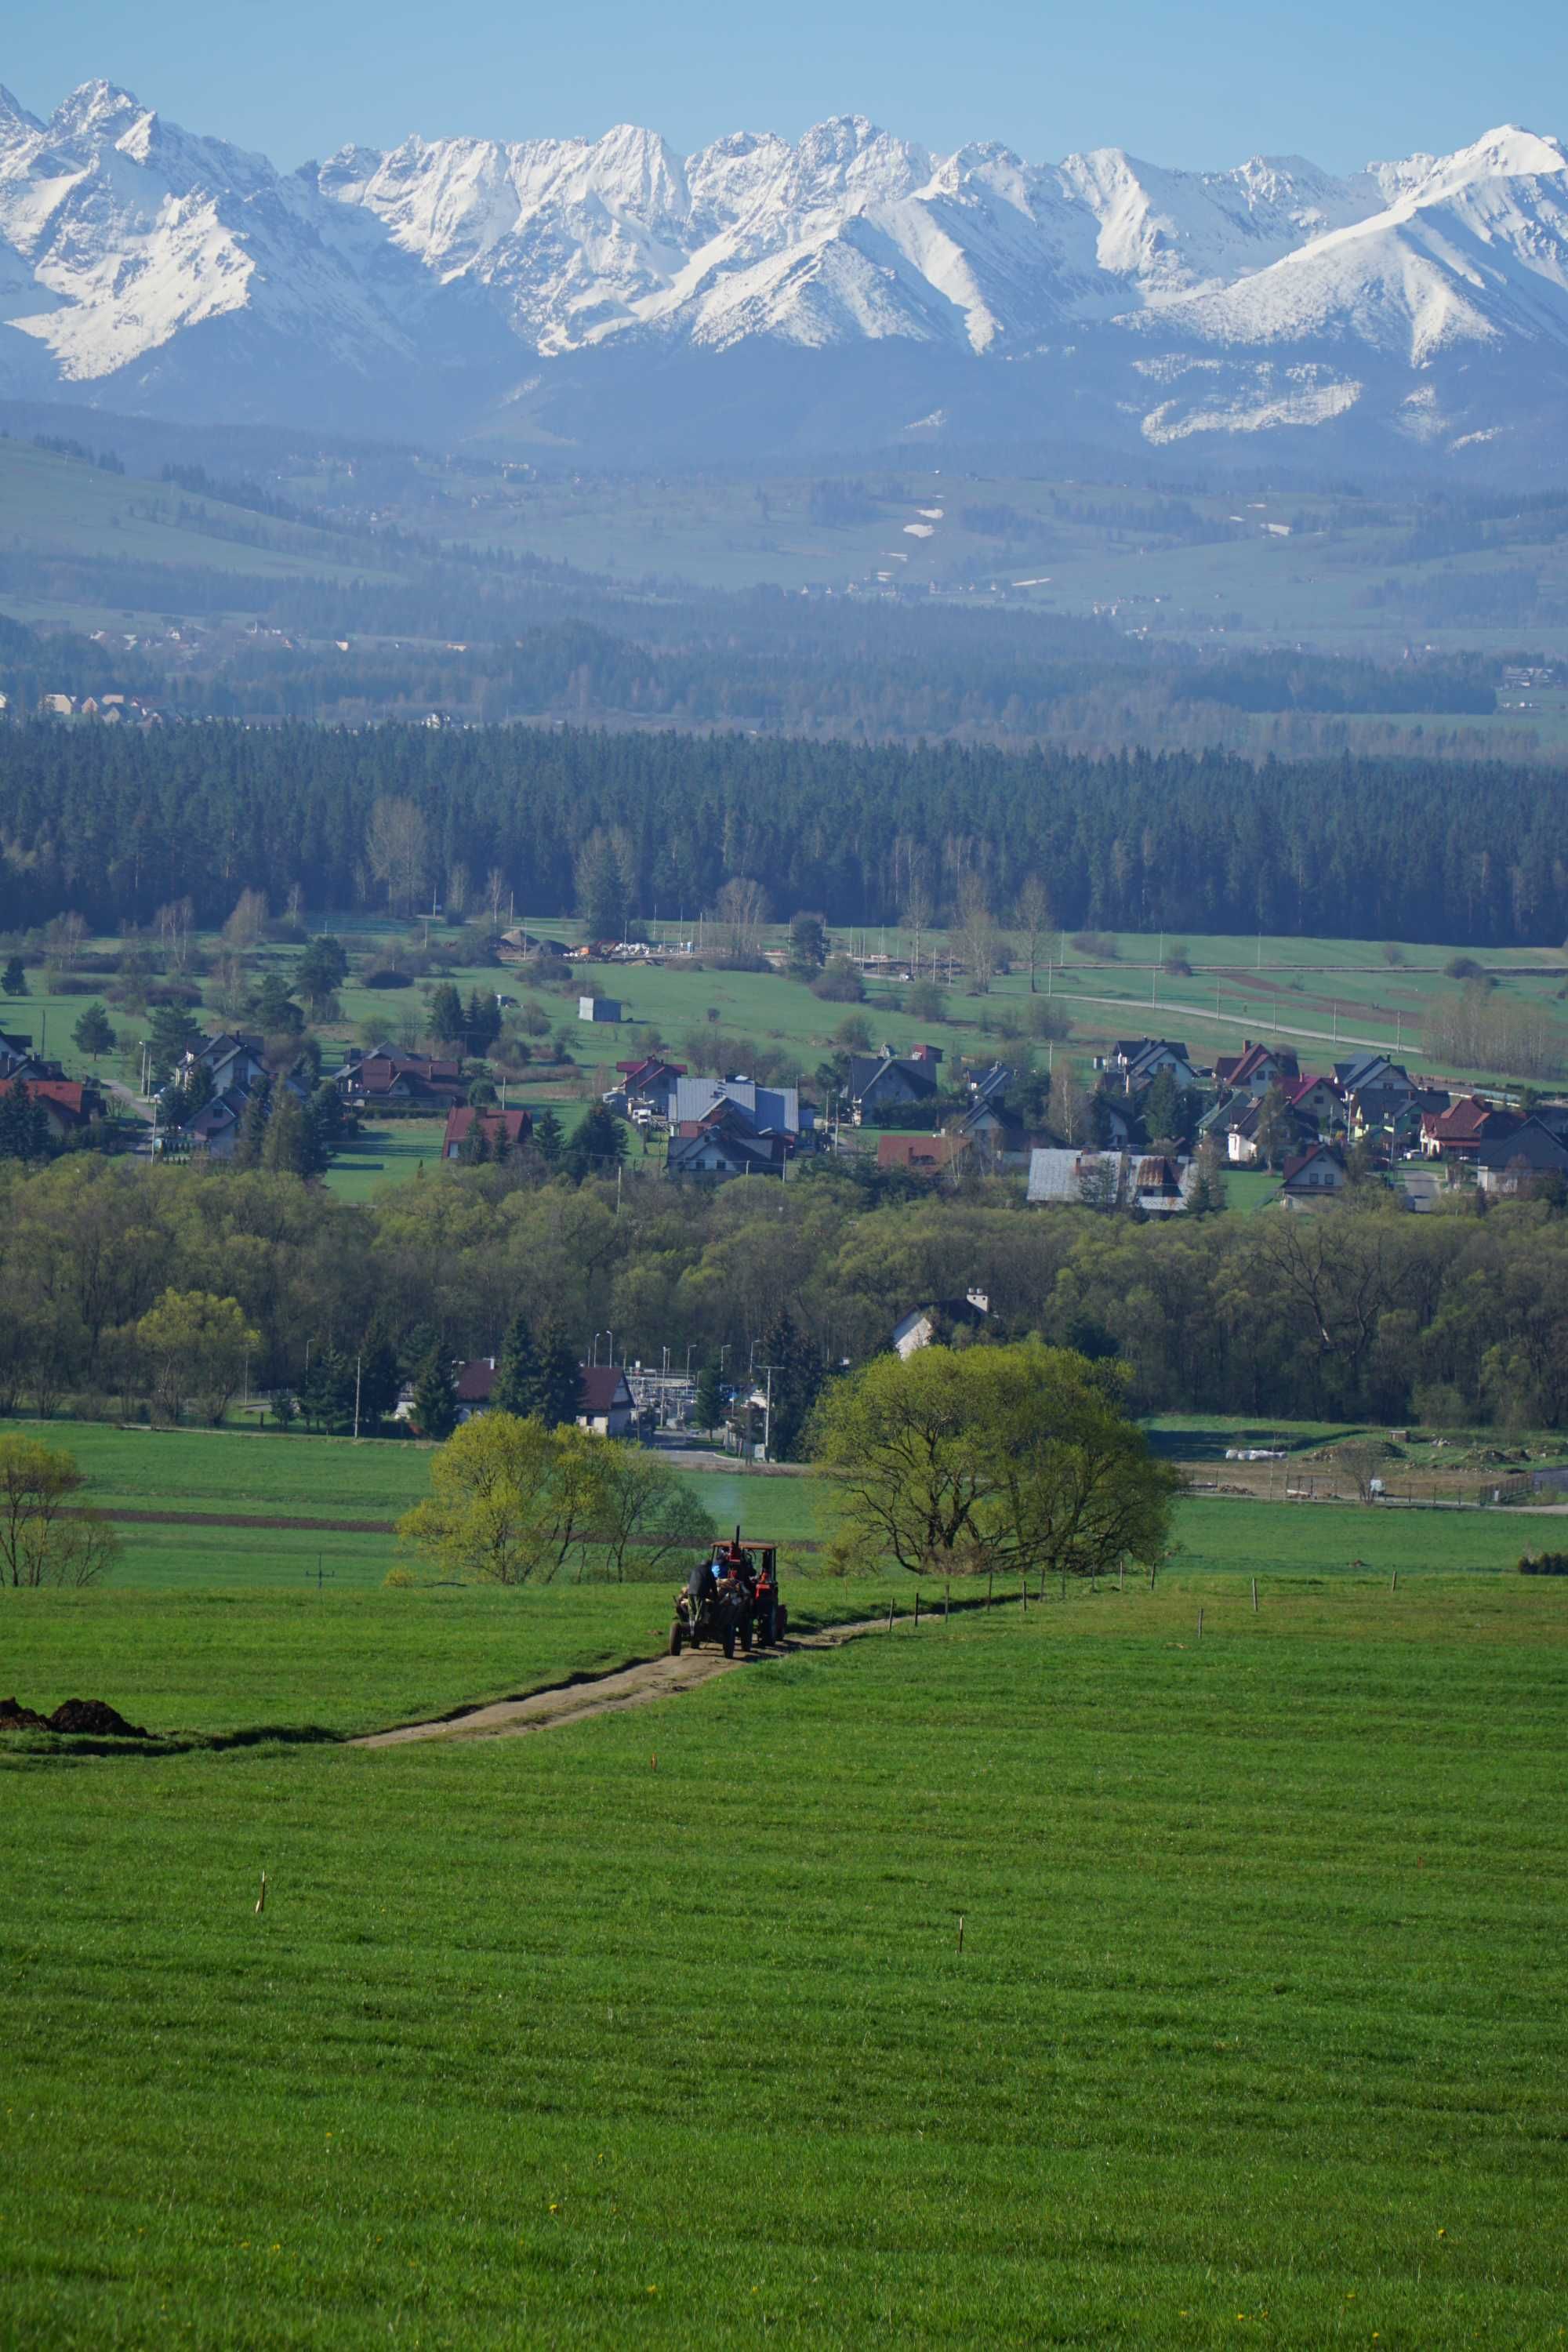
2;78;1566;466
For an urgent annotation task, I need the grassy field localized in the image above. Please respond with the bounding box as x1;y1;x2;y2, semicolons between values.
2;1569;1566;2346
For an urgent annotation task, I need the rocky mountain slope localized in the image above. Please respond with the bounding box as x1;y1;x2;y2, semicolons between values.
3;78;1566;467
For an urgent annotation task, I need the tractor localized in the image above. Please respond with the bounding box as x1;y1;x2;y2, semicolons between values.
669;1529;787;1657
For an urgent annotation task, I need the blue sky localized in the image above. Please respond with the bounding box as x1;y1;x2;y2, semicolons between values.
8;0;1560;171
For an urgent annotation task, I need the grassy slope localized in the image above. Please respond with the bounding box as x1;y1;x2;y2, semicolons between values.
2;1579;1565;2347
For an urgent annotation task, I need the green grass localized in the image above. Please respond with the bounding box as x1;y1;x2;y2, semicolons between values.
2;1574;1566;2346
322;1120;447;1200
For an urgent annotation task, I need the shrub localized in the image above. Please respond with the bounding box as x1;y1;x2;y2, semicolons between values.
1519;1552;1568;1575
1444;955;1487;982
364;968;415;989
905;978;947;1023
1070;931;1119;961
1029;1000;1072;1041
811;956;866;1002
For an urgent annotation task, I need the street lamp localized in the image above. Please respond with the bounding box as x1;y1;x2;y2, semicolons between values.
591;1330;603;1367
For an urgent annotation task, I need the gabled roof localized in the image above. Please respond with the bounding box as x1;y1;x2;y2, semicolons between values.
1217;1041;1300;1090
0;1076;93;1125
673;1076;800;1134
1425;1094;1516;1143
443;1106;532;1152
877;1134;970;1173
1282;1142;1347;1185
848;1054;938;1101
1475;1116;1568;1172
579;1365;634;1414
1283;1073;1340;1108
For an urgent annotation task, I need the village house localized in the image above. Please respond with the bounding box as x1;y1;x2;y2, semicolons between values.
845;1044;944;1123
336;1049;466;1110
1283;1073;1344;1127
1473;1118;1568;1196
666;1094;792;1180
1106;1038;1207;1095
441;1105;532;1160
0;1075;101;1139
1214;1041;1300;1097
437;1358;638;1436
1026;1147;1194;1212
1280;1142;1348;1200
1225;1094;1316;1166
892;1289;992;1358
498;928;568;963
1421;1095;1521;1161
604;1056;688;1123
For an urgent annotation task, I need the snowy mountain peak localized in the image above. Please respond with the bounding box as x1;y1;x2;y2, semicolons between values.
3;82;1568;466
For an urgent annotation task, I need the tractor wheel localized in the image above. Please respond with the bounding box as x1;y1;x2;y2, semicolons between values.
668;1621;684;1657
722;1624;736;1659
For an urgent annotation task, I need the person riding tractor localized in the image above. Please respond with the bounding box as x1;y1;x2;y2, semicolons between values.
668;1529;786;1657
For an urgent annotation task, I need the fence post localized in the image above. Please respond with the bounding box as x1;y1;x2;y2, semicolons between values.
1197;1606;1204;1639
1021;1576;1027;1614
1251;1576;1258;1613
945;1580;950;1627
986;1571;993;1610
914;1592;921;1629
887;1601;895;1632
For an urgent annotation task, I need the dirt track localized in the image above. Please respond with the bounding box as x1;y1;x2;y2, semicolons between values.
354;1617;892;1751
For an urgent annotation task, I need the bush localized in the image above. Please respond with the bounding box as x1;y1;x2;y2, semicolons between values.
1162;943;1192;976
811;956;865;1003
1519;1552;1568;1575
1029;1000;1072;1042
364;968;415;989
905;978;947;1023
1444;955;1488;982
1070;931;1119;961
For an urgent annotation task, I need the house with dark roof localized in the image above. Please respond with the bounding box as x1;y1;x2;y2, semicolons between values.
185;1087;250;1159
1109;1039;1205;1094
845;1047;942;1123
439;1356;638;1436
442;1105;532;1160
892;1290;991;1358
337;1051;466;1109
1226;1094;1316;1166
1334;1054;1414;1100
667;1096;791;1180
1474;1117;1568;1196
1283;1074;1343;1127
607;1057;688;1120
1281;1142;1348;1200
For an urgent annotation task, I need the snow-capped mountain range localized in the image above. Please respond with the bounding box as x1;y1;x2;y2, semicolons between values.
3;78;1567;468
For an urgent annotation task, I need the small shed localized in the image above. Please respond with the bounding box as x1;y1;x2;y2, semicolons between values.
579;996;622;1023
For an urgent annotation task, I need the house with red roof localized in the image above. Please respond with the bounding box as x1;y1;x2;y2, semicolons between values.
441;1105;532;1160
1420;1096;1520;1161
436;1357;637;1436
1280;1142;1348;1200
1214;1041;1300;1097
0;1075;100;1138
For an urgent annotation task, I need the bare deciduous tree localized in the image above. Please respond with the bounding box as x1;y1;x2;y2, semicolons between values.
365;797;429;916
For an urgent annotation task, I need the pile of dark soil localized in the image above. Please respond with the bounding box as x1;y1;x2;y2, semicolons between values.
1;1695;151;1737
0;1696;51;1732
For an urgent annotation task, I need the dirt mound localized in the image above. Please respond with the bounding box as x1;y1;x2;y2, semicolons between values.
0;1696;51;1732
9;1697;153;1738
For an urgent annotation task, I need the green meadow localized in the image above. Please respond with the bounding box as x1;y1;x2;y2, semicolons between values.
2;1568;1566;2347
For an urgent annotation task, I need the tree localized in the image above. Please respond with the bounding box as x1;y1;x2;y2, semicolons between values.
568;1103;626;1180
428;982;466;1049
252;972;303;1036
712;876;770;960
905;978;947;1024
811;956;864;1003
788;911;828;975
758;1310;823;1463
72;1003;116;1062
1014;876;1052;993
223;888;269;949
575;826;636;942
1140;1069;1183;1149
0;1086;50;1163
0;1436;119;1587
812;1343;1175;1581
2;956;27;996
592;1443;717;1581
1189;1135;1229;1214
901;878;934;975
301;1081;345;1174
299;1345;354;1431
492;1312;543;1418
365;796;429;915
533;1109;564;1165
146;1003;201;1081
397;1414;603;1585
694;1359;725;1436
534;1319;584;1429
464;988;502;1053
261;1087;310;1176
1253;1083;1294;1172
232;1076;272;1170
296;934;349;1011
1052;1058;1090;1144
410;1352;459;1441
136;1290;260;1426
956;877;1002;995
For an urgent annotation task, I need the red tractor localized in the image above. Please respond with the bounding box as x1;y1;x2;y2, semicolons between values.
669;1530;787;1657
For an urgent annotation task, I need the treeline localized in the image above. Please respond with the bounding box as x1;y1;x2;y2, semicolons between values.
4;1155;1568;1431
2;720;1566;943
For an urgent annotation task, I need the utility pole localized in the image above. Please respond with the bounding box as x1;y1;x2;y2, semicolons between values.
353;1352;362;1441
763;1364;775;1461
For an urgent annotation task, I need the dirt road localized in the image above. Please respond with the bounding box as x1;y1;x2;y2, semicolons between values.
354;1617;892;1751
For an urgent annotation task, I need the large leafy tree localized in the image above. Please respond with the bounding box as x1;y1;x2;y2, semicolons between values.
810;1341;1175;1581
136;1290;260;1426
398;1414;603;1585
